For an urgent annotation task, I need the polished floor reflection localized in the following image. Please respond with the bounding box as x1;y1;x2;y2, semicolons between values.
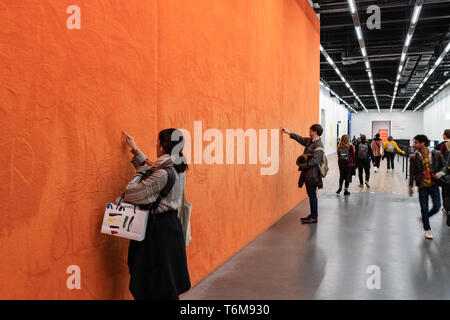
183;191;450;300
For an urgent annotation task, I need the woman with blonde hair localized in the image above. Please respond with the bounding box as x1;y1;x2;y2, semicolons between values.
336;134;355;195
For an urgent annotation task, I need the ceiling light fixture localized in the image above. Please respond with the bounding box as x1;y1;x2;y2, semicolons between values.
413;78;450;112
320;80;358;113
321;45;368;112
347;0;356;14
402;39;450;112
390;0;423;112
347;1;380;112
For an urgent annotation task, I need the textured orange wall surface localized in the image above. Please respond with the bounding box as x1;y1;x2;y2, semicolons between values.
0;0;319;299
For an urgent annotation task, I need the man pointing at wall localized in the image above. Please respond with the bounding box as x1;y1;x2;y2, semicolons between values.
281;124;324;224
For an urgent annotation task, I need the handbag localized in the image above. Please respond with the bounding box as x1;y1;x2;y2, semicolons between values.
101;199;150;241
101;167;176;241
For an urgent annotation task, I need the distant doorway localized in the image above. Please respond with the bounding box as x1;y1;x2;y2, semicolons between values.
372;121;390;143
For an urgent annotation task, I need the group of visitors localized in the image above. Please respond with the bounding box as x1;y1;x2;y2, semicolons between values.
116;124;449;300
336;133;406;195
281;125;450;241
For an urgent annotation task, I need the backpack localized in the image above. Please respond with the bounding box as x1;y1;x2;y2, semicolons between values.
357;143;369;160
386;142;395;153
338;147;350;163
313;147;328;178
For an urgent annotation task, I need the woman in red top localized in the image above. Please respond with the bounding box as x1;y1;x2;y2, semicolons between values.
337;134;355;196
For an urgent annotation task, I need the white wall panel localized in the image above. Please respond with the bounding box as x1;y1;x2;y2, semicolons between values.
319;86;350;155
423;86;450;144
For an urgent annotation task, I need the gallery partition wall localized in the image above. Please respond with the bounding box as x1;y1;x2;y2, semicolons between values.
0;0;320;299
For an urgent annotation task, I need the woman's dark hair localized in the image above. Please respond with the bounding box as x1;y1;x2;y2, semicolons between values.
310;124;323;136
360;134;367;142
374;133;380;139
414;134;429;146
388;136;393;141
158;128;188;173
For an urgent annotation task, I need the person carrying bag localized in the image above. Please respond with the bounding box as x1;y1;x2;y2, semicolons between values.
281;124;325;224
122;129;191;300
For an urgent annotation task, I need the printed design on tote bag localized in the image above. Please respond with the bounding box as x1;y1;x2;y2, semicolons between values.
102;203;147;239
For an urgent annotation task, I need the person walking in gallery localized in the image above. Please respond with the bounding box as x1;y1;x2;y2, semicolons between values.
122;129;191;300
371;133;383;173
383;136;405;172
409;134;446;239
281;124;324;224
438;129;450;219
336;134;355;196
355;135;375;188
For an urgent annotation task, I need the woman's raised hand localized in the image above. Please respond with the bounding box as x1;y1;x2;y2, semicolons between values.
281;127;291;135
122;131;138;150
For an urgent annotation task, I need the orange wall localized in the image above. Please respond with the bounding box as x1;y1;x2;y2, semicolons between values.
0;0;319;299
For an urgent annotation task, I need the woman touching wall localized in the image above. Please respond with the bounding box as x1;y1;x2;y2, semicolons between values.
122;129;190;300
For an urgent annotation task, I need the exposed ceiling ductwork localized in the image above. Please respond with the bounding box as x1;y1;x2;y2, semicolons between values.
316;0;450;111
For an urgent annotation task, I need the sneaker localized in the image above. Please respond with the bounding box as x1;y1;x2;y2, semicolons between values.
386;169;390;173
301;216;318;224
336;188;342;194
344;190;351;196
424;230;433;240
359;184;364;188
365;181;370;188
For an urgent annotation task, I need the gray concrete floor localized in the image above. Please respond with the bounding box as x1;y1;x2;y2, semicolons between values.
183;190;450;300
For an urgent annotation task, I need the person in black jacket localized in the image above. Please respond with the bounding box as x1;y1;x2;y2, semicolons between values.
438;129;450;219
409;134;447;239
355;134;375;188
281;124;324;224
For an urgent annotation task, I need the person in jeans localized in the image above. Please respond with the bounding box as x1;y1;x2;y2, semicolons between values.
336;134;355;196
281;124;324;224
438;129;450;217
371;133;383;173
409;134;446;239
355;135;374;188
383;136;405;172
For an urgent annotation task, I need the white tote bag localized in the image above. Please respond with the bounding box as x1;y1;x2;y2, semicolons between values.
101;199;149;241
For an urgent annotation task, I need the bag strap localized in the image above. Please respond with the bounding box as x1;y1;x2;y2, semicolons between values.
149;167;176;214
313;147;324;152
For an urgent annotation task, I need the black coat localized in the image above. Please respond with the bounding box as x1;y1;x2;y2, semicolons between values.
355;141;375;168
127;210;191;300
